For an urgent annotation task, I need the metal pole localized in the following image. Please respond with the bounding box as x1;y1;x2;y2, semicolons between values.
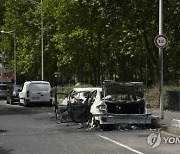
1;64;2;84
14;33;16;85
159;0;164;119
41;0;44;81
1;33;3;84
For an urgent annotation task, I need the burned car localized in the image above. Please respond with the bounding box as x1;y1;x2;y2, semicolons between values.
67;80;153;130
55;87;102;123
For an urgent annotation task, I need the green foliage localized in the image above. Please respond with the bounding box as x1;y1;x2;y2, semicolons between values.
144;85;180;109
0;0;179;85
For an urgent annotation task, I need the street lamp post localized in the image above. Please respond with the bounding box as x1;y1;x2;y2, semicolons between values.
0;30;16;85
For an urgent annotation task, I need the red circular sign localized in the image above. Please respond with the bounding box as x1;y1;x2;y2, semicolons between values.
154;35;168;48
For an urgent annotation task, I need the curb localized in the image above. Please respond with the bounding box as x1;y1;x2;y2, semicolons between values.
168;119;180;136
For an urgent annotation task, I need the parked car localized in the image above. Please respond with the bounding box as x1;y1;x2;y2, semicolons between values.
19;81;52;107
0;84;9;99
55;87;102;123
67;80;153;130
6;85;22;105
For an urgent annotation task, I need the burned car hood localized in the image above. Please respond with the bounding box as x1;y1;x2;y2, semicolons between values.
103;80;144;97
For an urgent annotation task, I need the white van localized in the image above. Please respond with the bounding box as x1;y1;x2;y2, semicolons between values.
19;81;52;106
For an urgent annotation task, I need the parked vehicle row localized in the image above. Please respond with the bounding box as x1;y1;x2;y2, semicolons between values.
0;81;52;107
1;80;155;131
0;83;22;105
55;80;154;130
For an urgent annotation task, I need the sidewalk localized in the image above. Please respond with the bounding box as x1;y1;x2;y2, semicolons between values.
153;109;180;136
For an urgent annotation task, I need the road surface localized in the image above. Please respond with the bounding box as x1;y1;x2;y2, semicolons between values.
0;100;179;154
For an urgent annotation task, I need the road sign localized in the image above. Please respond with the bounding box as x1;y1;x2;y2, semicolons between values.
154;35;168;48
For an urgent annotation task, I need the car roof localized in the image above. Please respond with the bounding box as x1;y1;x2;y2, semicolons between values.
24;81;50;84
0;84;8;86
73;87;102;92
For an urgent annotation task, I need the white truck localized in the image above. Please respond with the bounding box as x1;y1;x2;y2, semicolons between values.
19;81;52;106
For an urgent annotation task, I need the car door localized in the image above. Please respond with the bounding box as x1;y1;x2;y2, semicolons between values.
67;90;96;123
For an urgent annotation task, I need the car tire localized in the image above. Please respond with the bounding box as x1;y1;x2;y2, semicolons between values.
19;102;21;106
19;100;22;106
49;102;53;107
55;109;61;124
55;108;59;118
10;98;14;105
55;109;58;119
100;124;114;131
24;99;29;107
6;97;10;104
145;118;160;129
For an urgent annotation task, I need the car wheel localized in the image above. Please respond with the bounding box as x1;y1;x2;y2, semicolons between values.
19;100;22;106
55;108;58;119
24;99;29;107
55;109;59;119
6;97;10;104
49;102;53;107
88;114;98;128
55;108;62;124
100;124;114;131
10;98;14;105
145;118;160;129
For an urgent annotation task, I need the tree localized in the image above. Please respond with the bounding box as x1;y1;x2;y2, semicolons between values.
1;0;179;85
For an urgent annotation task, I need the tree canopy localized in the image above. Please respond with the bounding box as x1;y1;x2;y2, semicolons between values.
0;0;179;85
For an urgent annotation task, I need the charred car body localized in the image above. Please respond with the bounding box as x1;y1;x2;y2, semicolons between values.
67;80;153;130
55;87;102;123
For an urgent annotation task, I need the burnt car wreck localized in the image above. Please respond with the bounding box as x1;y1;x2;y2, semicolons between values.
67;80;155;130
54;88;102;124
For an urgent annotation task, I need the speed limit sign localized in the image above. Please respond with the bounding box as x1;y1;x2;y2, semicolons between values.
154;35;168;48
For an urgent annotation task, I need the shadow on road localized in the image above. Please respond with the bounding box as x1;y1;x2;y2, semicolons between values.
0;102;53;116
0;129;8;133
0;106;42;115
0;147;13;154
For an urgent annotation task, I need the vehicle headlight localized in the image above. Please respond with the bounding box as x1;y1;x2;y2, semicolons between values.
145;103;152;115
146;104;151;109
96;104;107;114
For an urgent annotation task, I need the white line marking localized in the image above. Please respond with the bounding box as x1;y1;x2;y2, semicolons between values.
97;134;145;154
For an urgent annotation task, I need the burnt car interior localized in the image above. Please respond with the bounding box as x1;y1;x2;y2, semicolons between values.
67;91;93;123
103;81;145;115
67;90;101;123
105;99;145;114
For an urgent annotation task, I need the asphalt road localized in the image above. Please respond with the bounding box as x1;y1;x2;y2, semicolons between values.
0;100;179;154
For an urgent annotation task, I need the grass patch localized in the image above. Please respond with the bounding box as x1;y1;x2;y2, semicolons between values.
144;85;180;109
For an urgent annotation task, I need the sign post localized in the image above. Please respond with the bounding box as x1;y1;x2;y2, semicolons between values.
154;35;168;48
154;0;168;119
